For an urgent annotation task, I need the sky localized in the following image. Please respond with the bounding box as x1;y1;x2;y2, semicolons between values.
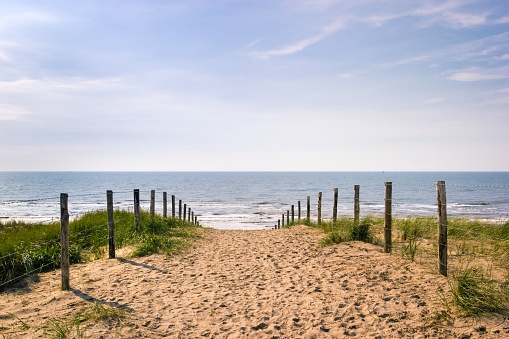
0;0;508;171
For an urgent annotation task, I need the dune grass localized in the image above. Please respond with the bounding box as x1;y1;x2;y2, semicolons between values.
306;215;509;316
0;210;201;290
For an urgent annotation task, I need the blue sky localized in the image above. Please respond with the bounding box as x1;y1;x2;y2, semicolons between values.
1;0;508;171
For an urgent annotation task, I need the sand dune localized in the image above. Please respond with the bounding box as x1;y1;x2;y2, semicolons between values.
1;225;507;338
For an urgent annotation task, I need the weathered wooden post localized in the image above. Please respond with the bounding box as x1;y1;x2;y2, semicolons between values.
384;182;392;253
163;192;167;219
333;188;338;227
291;205;295;223
437;181;448;277
183;203;187;221
278;219;281;229
172;195;176;218
287;210;290;226
307;196;310;223
150;190;155;219
188;207;191;223
282;214;285;227
298;201;301;221
134;189;141;233
318;192;322;225
179;200;182;219
107;190;115;259
354;185;360;225
60;193;70;290
192;211;194;225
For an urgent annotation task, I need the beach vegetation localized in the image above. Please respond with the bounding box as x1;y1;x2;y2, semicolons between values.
318;217;375;246
449;265;508;316
44;301;126;339
0;210;201;290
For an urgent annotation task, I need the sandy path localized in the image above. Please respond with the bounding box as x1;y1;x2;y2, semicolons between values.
1;226;507;338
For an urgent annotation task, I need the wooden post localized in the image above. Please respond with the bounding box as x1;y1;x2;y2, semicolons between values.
307;196;310;223
163;192;167;219
333;188;338;227
150;190;155;219
60;193;70;291
195;216;198;225
134;189;140;233
282;214;285;227
107;190;115;259
172;195;176;218
437;181;448;277
291;205;295;223
188;207;191;223
318;192;322;225
287;210;290;226
354;185;360;225
192;212;194;225
298;201;301;221
278;219;281;229
179;200;182;219
183;203;187;221
384;182;392;253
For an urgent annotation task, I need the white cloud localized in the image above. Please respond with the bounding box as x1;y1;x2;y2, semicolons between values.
0;104;29;121
494;15;509;24
252;20;343;60
422;97;446;104
0;51;9;62
447;66;509;81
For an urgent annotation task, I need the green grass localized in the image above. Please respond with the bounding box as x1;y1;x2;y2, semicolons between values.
44;301;127;339
0;210;201;290
449;265;509;316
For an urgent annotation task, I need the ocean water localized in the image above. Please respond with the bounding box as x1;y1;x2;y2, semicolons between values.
0;172;508;229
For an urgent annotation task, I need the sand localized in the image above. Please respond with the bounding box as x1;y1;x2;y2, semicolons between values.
1;225;508;338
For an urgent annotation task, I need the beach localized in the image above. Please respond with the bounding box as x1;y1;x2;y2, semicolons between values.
1;225;507;338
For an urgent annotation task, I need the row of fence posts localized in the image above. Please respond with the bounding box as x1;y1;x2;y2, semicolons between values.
60;189;199;291
274;181;449;277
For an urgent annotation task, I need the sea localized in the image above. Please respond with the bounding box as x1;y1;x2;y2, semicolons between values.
0;172;508;230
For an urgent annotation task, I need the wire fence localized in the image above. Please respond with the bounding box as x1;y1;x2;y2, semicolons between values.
0;189;200;291
274;181;509;285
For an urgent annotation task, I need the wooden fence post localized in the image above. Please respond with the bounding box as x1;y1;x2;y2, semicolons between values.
163;192;167;219
179;200;182;219
134;189;141;233
60;193;70;291
282;214;285;227
150;190;155;219
354;185;360;225
188;207;191;223
184;204;187;221
437;181;448;277
298;201;301;221
278;219;281;229
384;182;392;253
192;212;194;225
333;188;338;226
107;190;115;259
291;205;295;223
307;196;310;223
172;195;176;218
318;192;322;225
287;210;290;225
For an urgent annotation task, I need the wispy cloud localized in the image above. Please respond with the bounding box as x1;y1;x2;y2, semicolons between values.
0;51;9;62
447;66;509;81
486;87;509;104
0;104;29;121
422;97;446;104
252;20;343;60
